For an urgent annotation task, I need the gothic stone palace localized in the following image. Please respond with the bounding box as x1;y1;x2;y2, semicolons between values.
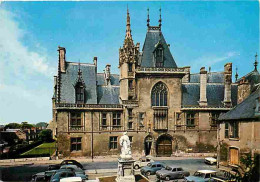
52;9;259;157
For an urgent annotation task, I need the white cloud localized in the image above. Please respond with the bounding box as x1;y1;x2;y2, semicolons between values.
190;51;240;72
0;7;55;124
0;8;55;82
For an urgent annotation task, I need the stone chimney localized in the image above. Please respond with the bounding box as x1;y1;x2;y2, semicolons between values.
93;57;97;67
58;46;66;73
237;77;250;104
224;63;232;107
105;64;111;85
182;66;191;83
199;67;207;106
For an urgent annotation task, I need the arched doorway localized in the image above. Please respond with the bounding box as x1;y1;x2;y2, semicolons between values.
144;135;153;156
156;135;172;157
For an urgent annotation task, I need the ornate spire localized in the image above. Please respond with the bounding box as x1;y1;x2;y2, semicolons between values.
147;8;150;27
78;59;81;76
125;6;132;39
254;52;258;71
235;67;238;81
158;7;162;29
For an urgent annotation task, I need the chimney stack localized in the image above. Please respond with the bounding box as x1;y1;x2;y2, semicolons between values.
199;67;208;106
58;46;66;73
224;63;232;107
93;57;97;67
105;64;111;85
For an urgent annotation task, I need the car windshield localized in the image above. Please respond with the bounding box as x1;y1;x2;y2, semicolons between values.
165;166;172;171
194;172;205;178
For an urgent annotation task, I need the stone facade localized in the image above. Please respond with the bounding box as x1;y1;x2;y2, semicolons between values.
52;9;258;158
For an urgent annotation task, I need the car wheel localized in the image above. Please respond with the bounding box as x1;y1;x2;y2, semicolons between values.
134;165;139;170
146;171;151;176
180;174;184;178
165;176;171;181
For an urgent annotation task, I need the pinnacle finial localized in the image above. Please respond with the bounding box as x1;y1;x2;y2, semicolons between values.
235;67;238;81
147;8;150;27
254;52;258;71
78;59;82;75
126;5;132;38
159;7;162;29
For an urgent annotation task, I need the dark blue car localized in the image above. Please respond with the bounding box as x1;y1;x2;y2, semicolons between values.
140;162;165;176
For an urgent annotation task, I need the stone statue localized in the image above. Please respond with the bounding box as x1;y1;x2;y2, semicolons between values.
119;132;132;160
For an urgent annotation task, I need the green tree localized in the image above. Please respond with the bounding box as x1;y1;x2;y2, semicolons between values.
21;122;34;129
4;123;21;129
35;122;48;128
39;129;53;142
240;153;259;182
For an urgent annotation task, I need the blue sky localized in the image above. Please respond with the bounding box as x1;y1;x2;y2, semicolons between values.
0;1;259;124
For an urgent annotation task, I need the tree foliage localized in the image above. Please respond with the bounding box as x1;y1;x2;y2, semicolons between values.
35;122;48;128
240;153;259;182
4;123;21;129
39;129;53;142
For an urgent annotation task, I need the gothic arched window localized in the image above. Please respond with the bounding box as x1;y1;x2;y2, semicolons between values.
151;82;168;106
75;82;85;104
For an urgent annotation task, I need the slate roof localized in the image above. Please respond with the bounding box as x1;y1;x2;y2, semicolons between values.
218;87;259;120
189;72;224;83
97;86;120;104
60;62;98;104
97;73;120;86
181;84;237;107
236;70;260;87
140;29;177;68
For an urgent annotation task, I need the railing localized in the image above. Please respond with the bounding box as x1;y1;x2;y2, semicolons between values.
56;103;123;109
136;67;186;73
111;126;123;131
69;126;83;131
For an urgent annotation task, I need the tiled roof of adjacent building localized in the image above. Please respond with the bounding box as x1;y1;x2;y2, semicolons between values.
236;70;260;87
139;29;177;68
181;84;237;108
189;72;224;83
218;87;259;120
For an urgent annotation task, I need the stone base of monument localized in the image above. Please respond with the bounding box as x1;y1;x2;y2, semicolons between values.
116;158;135;182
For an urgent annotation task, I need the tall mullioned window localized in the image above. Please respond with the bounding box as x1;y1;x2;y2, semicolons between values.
112;113;121;126
71;137;82;151
109;136;118;149
151;82;168;107
70;112;81;127
186;113;195;127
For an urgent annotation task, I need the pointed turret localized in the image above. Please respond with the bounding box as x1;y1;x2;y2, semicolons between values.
158;7;162;29
126;6;132;39
235;67;238;82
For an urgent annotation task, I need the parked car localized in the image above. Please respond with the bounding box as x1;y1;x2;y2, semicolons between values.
134;156;154;169
205;157;217;165
50;171;76;182
31;172;46;182
48;160;84;170
60;165;88;180
140;162;165;176
184;170;217;182
156;165;190;181
60;177;83;182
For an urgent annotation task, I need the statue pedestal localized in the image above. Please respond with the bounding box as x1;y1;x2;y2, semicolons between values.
116;158;135;182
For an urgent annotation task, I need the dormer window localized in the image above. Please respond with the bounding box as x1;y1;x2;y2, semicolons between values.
75;82;85;104
154;44;164;67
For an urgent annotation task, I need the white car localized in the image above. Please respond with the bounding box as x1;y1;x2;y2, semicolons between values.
134;156;154;169
204;157;217;165
60;177;83;182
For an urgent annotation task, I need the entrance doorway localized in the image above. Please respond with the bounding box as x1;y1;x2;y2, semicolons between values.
156;135;172;157
144;135;153;156
230;148;239;165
